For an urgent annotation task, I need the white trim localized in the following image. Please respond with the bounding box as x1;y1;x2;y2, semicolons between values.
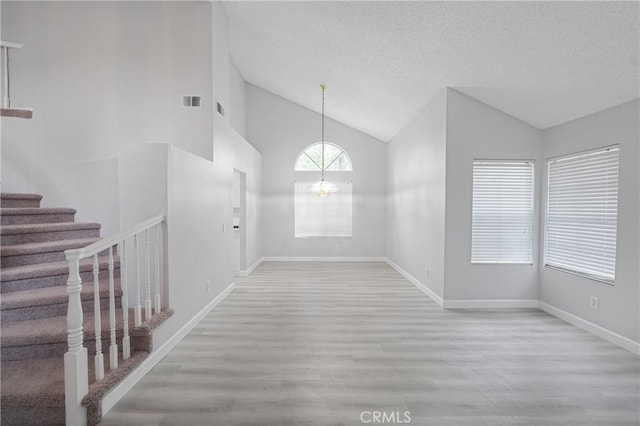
385;258;444;307
236;257;263;277
101;282;236;414
0;41;23;49
444;299;539;309
261;256;387;262
538;301;640;355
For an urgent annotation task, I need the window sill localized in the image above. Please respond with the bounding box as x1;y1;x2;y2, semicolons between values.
544;264;614;286
295;236;353;239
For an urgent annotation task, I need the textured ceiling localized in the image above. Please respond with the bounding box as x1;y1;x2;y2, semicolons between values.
223;1;639;142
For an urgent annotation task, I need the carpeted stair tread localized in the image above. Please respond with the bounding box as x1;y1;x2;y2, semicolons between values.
1;222;101;236
1;238;100;257
1;357;66;407
1;309;134;348
1;351;149;407
1;256;119;282
1;208;77;225
1;222;102;246
1;193;43;208
1;237;103;268
1;207;76;215
1;193;43;201
1;279;121;310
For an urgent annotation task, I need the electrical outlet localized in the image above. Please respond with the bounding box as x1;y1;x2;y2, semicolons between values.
590;296;599;310
222;224;227;233
206;280;211;293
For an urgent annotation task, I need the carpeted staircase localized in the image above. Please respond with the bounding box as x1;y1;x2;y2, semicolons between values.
1;193;172;425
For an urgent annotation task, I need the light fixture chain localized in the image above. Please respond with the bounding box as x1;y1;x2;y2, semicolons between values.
321;83;325;179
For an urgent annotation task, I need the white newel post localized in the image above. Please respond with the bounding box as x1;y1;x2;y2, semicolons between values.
64;258;88;425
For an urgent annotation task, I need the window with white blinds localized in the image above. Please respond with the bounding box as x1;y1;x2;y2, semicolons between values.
471;160;534;264
544;146;619;284
295;181;352;238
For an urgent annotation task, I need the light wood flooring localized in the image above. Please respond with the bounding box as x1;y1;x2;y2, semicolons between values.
102;262;639;425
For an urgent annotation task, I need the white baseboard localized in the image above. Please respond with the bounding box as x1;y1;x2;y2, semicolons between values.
444;299;539;309
385;258;444;307
538;301;640;355
261;256;387;262
384;260;638;354
236;257;263;277
101;281;236;414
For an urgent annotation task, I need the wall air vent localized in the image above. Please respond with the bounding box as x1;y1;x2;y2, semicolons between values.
182;95;201;108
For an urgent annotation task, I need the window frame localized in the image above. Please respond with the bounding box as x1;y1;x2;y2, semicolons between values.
543;145;620;285
293;142;353;239
470;159;535;265
294;142;353;172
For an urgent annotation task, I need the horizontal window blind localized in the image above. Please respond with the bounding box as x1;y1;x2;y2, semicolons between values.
545;146;619;283
295;181;352;238
471;160;534;264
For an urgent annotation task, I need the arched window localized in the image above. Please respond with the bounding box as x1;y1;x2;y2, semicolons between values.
294;142;353;171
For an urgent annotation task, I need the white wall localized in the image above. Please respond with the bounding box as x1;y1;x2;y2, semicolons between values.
540;100;639;342
1;1;213;235
119;117;262;348
210;2;261;272
117;0;262;346
386;90;447;298
247;84;386;258
444;89;543;301
229;58;247;139
212;1;230;124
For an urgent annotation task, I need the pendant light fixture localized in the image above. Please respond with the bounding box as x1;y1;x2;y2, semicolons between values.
311;83;337;198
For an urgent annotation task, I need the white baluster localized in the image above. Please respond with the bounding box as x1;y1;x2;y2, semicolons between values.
120;240;131;360
154;224;162;314
144;229;152;320
64;258;88;425
108;247;118;370
93;255;104;380
134;234;142;327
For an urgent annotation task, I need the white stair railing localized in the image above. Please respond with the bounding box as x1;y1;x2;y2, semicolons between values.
1;41;23;109
134;234;142;327
92;256;104;381
64;214;166;425
144;229;152;321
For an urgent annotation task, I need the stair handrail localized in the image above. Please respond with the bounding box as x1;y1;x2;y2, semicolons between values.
65;213;165;261
63;212;166;426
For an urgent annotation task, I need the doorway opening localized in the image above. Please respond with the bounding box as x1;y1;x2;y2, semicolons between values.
232;169;247;274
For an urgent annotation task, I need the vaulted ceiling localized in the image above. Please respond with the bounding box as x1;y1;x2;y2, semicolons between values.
223;1;639;142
